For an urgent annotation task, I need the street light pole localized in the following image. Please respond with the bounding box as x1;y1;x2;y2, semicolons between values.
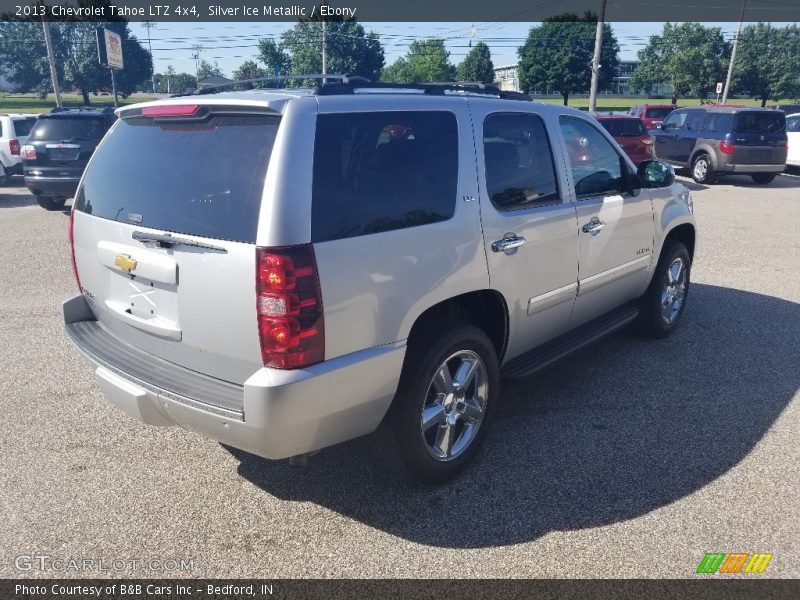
41;17;62;108
588;0;607;113
721;0;747;105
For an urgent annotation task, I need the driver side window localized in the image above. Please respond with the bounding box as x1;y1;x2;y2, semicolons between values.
663;111;687;131
559;117;624;199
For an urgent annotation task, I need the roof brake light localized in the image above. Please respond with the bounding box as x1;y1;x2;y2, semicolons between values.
141;105;200;117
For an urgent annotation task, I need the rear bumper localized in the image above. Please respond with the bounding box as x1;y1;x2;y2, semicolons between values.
63;294;405;459
727;163;786;174
24;175;79;198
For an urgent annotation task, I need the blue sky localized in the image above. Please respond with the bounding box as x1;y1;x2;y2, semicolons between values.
134;21;780;77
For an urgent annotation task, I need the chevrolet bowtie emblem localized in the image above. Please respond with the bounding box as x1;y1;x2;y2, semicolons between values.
114;254;138;273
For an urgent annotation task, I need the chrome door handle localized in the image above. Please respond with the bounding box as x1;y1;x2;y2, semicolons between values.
582;219;606;235
492;236;526;253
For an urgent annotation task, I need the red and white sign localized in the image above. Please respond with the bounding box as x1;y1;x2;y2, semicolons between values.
99;29;124;70
716;82;723;94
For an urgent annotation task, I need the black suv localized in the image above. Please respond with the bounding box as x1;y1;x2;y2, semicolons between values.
651;106;787;184
22;107;116;210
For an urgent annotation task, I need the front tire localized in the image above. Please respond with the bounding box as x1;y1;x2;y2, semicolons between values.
751;173;776;185
636;242;691;338
36;196;66;211
374;322;499;484
691;153;715;184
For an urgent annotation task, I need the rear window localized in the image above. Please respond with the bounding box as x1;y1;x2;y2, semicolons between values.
11;117;36;137
30;116;111;141
311;111;458;243
75;113;279;243
645;107;675;119
598;118;647;137
735;111;785;134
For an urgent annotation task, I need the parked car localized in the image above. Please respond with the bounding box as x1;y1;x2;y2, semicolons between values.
628;104;678;129
651;106;787;184
63;81;696;483
22;107;116;210
594;114;655;165
0;113;37;184
786;112;800;169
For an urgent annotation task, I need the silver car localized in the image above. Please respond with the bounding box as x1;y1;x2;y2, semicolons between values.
64;81;696;483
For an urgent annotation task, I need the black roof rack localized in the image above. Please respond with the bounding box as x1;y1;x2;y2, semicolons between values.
190;73;366;95
313;80;534;101
50;106;116;114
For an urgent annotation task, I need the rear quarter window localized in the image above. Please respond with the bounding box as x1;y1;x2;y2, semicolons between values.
75;112;279;244
735;111;785;134
311;111;458;243
12;118;36;137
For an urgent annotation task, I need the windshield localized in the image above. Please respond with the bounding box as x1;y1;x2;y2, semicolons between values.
599;119;647;137
75;112;279;244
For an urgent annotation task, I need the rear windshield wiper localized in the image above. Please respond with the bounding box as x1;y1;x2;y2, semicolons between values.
132;231;228;252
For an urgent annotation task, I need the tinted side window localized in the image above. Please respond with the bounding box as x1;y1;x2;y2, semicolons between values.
312;111;457;243
12;118;36;137
686;110;705;132
560;117;624;198
787;116;800;133
703;113;734;133
483;113;559;210
663;111;687;131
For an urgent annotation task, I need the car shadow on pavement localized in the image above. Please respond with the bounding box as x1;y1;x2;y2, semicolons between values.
226;283;800;549
0;190;36;208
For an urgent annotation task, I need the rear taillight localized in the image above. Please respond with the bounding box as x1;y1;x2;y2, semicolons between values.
719;140;735;155
642;136;654;145
9;139;20;155
21;144;36;160
68;205;82;292
256;245;324;369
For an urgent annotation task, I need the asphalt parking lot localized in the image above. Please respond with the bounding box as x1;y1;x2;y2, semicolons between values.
0;172;798;579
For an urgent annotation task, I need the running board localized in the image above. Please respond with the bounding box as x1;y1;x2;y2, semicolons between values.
501;304;639;380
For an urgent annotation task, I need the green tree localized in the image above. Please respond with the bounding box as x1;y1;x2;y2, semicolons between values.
154;68;196;95
455;42;495;84
0;19;152;102
276;5;384;83
257;39;291;78
196;60;224;81
232;60;268;88
733;23;800;106
630;22;730;102
517;12;619;105
382;39;454;83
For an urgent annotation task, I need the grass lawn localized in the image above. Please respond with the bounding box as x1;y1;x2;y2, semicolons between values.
0;93;160;114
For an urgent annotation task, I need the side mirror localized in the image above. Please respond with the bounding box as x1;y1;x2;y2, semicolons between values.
637;160;675;188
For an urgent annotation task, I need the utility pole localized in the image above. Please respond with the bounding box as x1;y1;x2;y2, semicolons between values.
588;0;607;113
722;0;747;104
321;20;327;84
142;21;157;93
191;44;204;80
41;17;62;108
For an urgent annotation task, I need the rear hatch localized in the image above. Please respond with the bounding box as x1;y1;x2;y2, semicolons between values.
598;117;653;162
24;115;112;179
730;110;787;164
71;104;281;384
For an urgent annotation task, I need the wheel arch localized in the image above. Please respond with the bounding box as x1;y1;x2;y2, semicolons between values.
406;290;509;363
662;223;696;261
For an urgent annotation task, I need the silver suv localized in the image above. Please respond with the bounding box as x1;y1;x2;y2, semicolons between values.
64;80;696;483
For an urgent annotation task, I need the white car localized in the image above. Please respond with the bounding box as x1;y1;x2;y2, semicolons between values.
0;113;37;184
786;112;800;168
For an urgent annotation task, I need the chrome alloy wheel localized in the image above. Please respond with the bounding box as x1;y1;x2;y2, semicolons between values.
420;350;488;462
693;157;708;181
661;257;687;324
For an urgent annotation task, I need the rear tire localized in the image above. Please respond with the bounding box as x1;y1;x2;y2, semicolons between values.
751;173;776;185
691;153;715;184
36;196;66;211
636;242;691;338
374;321;499;484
